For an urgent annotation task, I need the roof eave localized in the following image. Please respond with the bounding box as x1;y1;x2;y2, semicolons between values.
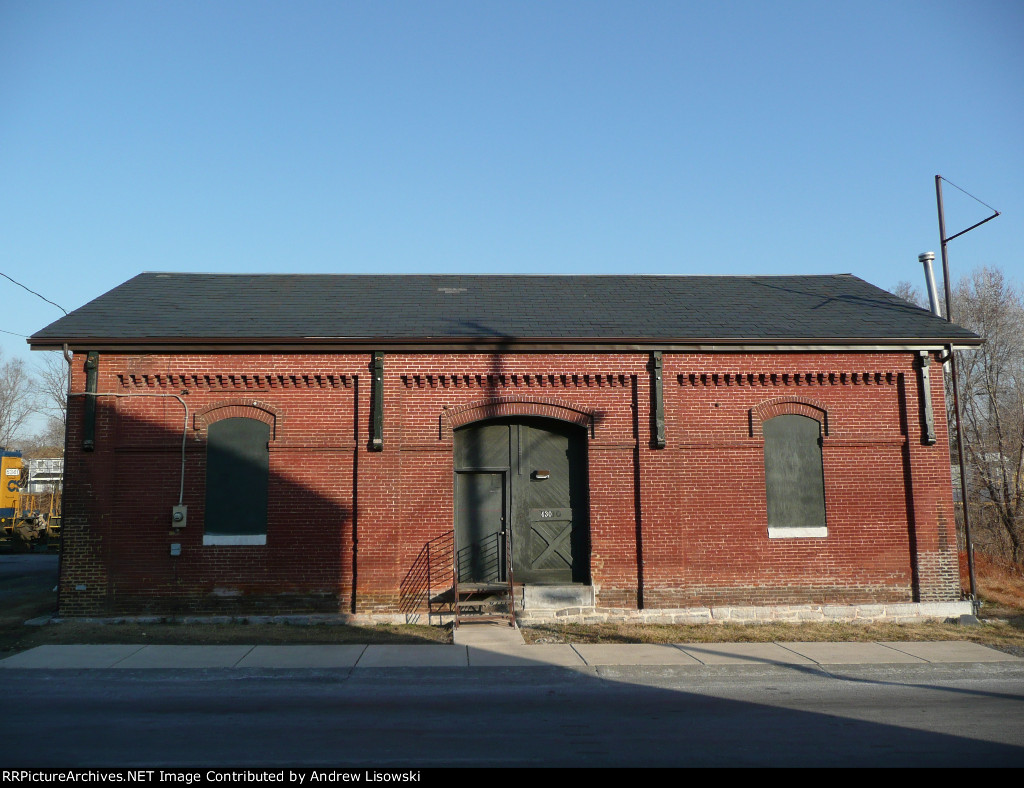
28;334;985;352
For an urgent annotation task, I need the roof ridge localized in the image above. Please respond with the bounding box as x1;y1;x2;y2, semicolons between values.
136;271;856;279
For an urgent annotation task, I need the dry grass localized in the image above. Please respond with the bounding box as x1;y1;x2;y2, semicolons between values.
521;619;1024;654
973;552;1024;617
0;619;451;656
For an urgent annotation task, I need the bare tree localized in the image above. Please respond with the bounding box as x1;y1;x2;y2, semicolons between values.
19;416;66;458
35;352;68;427
893;280;926;309
0;353;37;449
895;269;1024;563
950;267;1024;562
16;352;69;458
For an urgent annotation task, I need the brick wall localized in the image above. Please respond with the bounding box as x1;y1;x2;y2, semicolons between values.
57;348;961;616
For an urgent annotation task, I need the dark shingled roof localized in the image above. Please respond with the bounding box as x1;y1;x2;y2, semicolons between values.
29;272;981;348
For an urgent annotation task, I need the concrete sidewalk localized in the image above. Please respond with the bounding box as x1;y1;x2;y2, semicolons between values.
0;639;1019;670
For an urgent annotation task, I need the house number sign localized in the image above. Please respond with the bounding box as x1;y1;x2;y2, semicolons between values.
530;508;571;521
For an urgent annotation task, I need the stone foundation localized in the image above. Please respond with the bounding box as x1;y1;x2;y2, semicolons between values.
515;601;975;625
50;600;974;628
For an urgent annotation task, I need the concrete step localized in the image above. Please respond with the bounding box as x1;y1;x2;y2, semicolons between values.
519;584;595;610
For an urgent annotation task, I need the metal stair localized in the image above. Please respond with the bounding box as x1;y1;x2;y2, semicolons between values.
453;533;517;629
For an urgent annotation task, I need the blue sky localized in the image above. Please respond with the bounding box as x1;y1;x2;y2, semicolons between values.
1;0;1021;377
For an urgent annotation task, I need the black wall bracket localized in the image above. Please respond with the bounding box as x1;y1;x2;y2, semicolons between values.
918;350;937;445
370;351;384;451
651;351;666;449
83;351;99;452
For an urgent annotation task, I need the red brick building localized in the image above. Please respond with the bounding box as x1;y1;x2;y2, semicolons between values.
30;274;980;622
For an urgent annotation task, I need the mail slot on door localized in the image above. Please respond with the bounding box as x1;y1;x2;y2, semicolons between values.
530;508;572;521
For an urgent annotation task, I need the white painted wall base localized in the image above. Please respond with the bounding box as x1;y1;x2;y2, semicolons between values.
514;600;975;625
56;600;974;628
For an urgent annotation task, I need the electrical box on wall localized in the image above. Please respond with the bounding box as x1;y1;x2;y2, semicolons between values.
171;505;187;529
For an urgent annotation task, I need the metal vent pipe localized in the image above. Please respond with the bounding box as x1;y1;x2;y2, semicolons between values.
919;252;942;317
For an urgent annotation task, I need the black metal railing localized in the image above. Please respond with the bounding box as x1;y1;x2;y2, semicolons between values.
399;530;455;625
456;531;503;584
505;528;516;628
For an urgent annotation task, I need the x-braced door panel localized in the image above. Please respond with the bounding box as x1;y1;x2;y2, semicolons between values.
455;417;588;586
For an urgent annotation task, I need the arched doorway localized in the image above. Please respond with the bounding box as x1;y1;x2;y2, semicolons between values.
454;417;589;585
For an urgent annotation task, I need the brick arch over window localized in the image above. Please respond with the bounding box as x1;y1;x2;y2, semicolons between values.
750;396;828;438
444;396;593;438
193;399;282;441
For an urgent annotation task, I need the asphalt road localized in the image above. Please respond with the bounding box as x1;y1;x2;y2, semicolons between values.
0;552;58;586
3;663;1023;767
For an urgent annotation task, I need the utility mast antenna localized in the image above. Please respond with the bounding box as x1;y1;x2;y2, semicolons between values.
935;174;999;609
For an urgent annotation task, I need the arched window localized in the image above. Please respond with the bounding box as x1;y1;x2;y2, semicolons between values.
203;417;270;545
763;414;827;538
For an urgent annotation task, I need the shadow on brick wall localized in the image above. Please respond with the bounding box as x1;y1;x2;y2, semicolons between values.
60;402;356;617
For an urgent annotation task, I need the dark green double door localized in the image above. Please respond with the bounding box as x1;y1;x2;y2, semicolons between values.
454;418;588;585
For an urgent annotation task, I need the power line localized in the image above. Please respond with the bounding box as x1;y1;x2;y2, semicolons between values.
0;328;28;338
0;272;68;315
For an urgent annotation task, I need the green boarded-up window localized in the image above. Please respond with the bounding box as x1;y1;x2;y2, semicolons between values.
763;414;827;538
204;418;270;545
